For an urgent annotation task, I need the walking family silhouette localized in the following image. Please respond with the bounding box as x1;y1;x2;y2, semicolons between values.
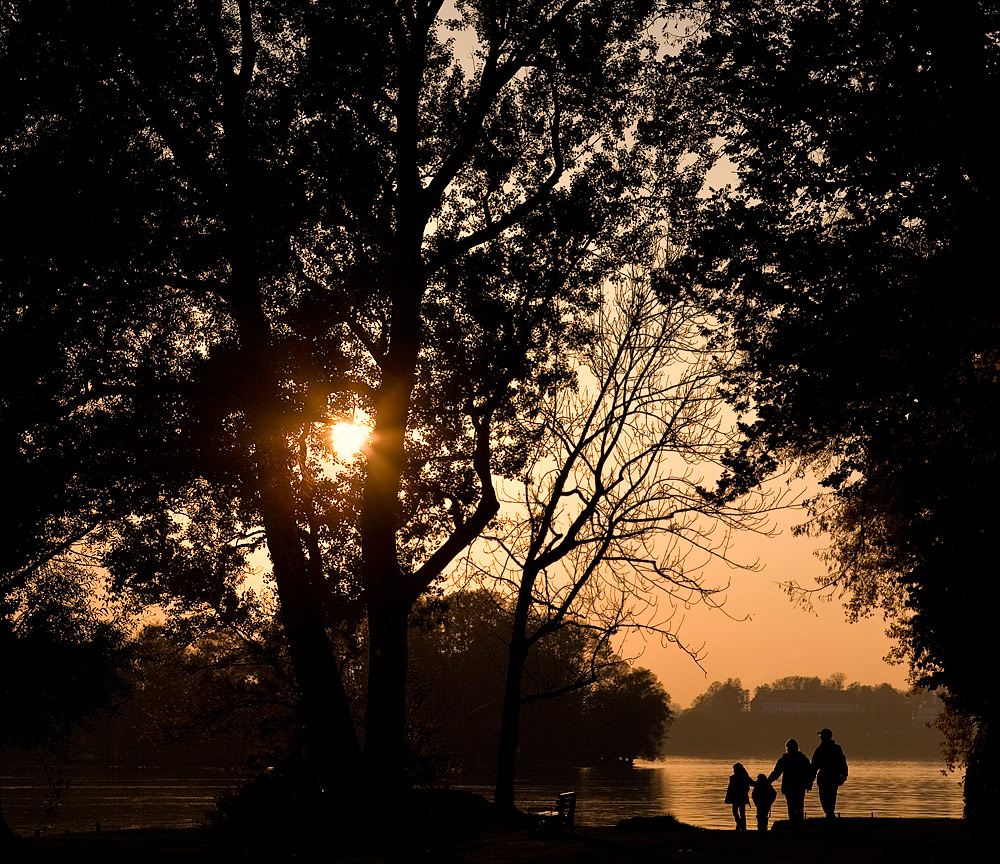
725;729;848;831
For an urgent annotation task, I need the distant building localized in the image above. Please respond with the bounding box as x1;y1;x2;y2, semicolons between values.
750;689;862;716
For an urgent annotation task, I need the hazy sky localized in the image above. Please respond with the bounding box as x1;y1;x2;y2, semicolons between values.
634;503;910;709
327;428;909;712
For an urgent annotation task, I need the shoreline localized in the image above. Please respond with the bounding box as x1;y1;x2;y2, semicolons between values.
17;816;979;863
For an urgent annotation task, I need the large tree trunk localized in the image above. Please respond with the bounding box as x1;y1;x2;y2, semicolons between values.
359;373;419;794
225;203;364;799
363;595;411;795
358;226;425;792
253;426;364;801
494;636;530;815
495;575;537;815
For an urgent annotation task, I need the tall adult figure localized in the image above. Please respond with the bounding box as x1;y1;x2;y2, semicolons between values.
768;738;813;823
811;728;848;821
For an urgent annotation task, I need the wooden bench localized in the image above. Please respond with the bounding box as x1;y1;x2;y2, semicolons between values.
529;791;576;836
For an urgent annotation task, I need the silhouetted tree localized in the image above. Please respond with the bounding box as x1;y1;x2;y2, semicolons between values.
667;0;999;825
665;679;749;756
1;0;359;800
0;561;129;840
69;624;289;769
407;590;669;775
3;0;709;805
581;665;672;765
692;678;750;713
330;0;705;795
469;273;776;811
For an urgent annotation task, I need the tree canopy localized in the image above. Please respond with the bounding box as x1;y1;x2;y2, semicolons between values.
667;0;998;820
2;0;713;806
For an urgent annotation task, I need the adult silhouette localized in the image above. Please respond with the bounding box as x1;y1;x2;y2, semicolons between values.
811;728;848;820
767;738;813;823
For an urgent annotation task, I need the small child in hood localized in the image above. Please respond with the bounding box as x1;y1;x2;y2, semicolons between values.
751;773;777;832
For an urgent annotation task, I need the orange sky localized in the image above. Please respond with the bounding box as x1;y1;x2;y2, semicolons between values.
632;503;911;710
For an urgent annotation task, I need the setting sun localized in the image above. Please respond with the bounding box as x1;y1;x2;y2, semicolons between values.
330;420;369;461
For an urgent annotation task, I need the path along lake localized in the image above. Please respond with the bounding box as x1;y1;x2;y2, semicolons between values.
1;758;963;834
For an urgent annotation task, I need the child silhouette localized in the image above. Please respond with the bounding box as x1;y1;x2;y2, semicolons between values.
725;763;755;831
752;773;777;831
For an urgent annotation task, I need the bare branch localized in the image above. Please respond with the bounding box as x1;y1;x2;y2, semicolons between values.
481;261;785;695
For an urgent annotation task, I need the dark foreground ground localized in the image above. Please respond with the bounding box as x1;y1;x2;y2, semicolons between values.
9;816;979;864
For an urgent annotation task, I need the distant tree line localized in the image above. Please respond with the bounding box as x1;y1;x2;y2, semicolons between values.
666;676;944;760
3;591;670;784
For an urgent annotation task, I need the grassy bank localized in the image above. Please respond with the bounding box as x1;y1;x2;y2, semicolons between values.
14;816;977;863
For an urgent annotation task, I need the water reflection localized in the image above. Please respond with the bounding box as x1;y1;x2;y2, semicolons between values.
2;758;964;834
0;766;244;834
461;757;964;829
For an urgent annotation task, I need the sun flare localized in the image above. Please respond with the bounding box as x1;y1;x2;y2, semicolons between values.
330;420;369;461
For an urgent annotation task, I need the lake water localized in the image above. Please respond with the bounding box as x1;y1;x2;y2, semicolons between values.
0;766;245;834
1;758;964;834
457;757;966;829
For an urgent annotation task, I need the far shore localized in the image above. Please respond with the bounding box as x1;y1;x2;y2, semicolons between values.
18;815;979;863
